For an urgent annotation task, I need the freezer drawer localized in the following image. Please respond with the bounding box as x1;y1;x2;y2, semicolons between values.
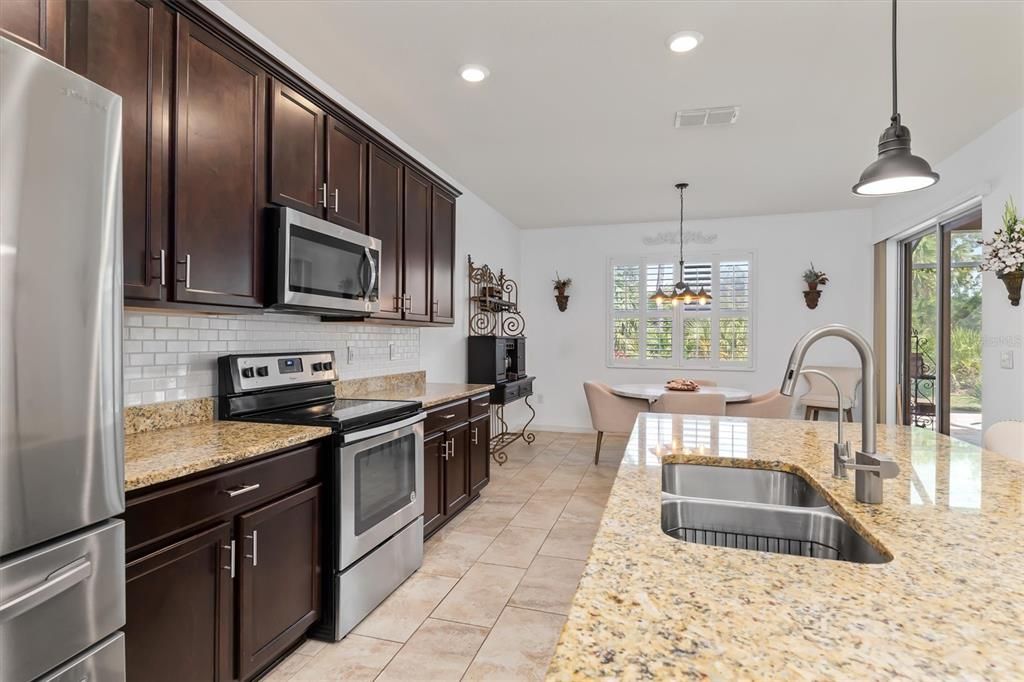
0;520;125;682
38;632;124;682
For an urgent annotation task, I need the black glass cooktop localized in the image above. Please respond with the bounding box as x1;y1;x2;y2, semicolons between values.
250;398;421;432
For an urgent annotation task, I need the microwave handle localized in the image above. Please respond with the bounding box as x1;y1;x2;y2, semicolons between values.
363;247;377;299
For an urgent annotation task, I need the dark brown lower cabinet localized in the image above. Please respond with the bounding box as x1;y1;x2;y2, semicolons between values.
443;423;470;515
238;485;321;679
125;442;324;681
125;522;233;682
423;431;445;536
423;394;490;538
469;414;490;496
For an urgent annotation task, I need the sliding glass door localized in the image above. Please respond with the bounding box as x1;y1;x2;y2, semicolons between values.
899;208;983;444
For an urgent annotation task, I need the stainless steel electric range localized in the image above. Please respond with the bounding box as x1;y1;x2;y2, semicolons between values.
218;351;425;640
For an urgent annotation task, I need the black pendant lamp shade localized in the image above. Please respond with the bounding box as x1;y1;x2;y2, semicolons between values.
852;0;939;196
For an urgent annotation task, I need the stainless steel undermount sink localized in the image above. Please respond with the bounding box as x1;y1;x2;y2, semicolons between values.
662;464;828;507
661;465;891;564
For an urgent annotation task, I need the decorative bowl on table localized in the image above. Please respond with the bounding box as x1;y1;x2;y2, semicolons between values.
665;378;700;392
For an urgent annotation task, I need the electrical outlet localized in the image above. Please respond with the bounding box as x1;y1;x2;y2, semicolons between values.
389;342;396;361
1001;350;1014;369
347;345;355;365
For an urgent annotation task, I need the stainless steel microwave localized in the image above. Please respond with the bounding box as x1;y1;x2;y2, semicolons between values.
270;207;381;315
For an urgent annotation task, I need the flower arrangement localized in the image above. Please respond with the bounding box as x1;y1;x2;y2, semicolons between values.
801;263;829;290
552;273;573;295
982;197;1024;306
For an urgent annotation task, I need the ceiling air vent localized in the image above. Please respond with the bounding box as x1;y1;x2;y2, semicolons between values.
674;106;740;128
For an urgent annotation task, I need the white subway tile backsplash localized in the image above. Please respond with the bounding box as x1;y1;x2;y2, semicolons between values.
122;311;420;406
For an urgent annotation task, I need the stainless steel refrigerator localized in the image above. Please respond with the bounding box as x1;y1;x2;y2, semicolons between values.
0;37;126;681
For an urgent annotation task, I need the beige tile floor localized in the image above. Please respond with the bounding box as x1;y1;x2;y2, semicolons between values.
262;430;625;682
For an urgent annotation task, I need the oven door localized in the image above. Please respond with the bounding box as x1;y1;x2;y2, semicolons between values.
338;414;424;569
275;207;381;314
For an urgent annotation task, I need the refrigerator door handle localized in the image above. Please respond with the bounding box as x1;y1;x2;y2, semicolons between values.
0;557;92;623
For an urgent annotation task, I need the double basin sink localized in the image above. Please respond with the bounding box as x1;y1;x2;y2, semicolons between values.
661;464;890;564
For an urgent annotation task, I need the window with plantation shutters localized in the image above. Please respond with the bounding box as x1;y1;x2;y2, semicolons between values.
607;252;754;369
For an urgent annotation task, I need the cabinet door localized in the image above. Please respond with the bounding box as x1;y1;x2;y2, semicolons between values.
469;414;490;496
269;80;325;215
66;0;172;302
423;431;445;537
326;116;367;232
174;17;265;308
125;522;234;682
444;422;471;516
368;144;403;319
237;485;321;680
403;167;432;322
430;187;456;324
0;0;64;64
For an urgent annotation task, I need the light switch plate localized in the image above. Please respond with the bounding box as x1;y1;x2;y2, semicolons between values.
389;342;396;361
1000;350;1014;369
347;345;355;365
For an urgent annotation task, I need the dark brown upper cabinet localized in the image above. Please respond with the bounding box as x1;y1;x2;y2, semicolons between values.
67;0;172;302
1;0;65;64
269;80;326;215
403;167;432;322
431;187;457;324
237;485;321;680
368;144;404;319
174;17;265;308
326;116;368;232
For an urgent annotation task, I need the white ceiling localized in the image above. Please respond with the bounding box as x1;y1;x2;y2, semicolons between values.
223;0;1024;229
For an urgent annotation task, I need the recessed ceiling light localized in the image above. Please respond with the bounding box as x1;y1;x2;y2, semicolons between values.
666;30;704;53
459;64;489;83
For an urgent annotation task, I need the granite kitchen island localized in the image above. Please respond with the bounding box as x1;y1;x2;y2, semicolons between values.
548;413;1024;680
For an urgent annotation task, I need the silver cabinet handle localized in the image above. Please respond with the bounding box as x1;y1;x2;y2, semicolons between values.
432;299;439;316
441;413;455;420
245;531;258;567
472;427;479;445
159;249;166;286
333;187;340;212
404;293;412;311
185;253;191;289
223;540;236;579
441;439;449;460
448;438;455;458
320;182;328;207
0;557;91;623
222;483;261;497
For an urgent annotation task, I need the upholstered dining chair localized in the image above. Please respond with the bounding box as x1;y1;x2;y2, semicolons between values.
652;392;726;416
583;382;649;464
983;421;1024;461
725;390;795;419
799;365;860;421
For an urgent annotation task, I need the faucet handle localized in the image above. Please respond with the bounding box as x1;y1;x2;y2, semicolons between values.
845;451;899;479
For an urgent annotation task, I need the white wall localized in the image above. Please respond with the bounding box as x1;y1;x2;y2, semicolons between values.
873;109;1024;430
519;210;875;430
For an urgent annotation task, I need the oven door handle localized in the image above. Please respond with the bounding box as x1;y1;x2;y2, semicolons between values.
340;412;425;445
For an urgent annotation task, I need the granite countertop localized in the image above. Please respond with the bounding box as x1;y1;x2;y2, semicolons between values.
125;421;332;492
346;382;494;408
548;414;1024;680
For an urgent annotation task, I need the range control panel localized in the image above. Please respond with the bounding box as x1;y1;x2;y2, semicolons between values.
223;351;337;393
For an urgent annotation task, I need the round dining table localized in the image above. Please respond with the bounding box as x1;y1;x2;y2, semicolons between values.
609;383;752;404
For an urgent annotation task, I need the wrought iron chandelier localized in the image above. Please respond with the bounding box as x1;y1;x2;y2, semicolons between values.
650;183;711;306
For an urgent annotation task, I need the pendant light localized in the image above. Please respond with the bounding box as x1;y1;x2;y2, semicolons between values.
671;183;709;306
852;0;939;196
